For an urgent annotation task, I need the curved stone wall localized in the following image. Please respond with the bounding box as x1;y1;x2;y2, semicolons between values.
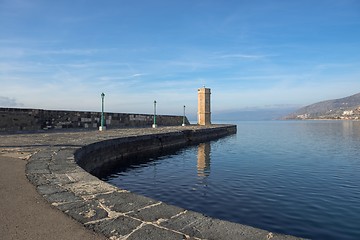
75;125;237;174
22;125;303;240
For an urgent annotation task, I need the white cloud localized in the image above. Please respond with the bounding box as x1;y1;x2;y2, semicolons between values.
314;62;360;71
130;73;145;78
0;96;24;107
217;54;268;60
0;48;26;58
0;46;118;58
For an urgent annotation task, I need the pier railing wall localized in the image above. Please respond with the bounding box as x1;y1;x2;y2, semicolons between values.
0;107;190;132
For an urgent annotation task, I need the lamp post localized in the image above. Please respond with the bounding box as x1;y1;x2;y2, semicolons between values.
99;92;106;131
152;100;157;128
182;105;186;126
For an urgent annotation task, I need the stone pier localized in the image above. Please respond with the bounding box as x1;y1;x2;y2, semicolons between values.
0;125;304;240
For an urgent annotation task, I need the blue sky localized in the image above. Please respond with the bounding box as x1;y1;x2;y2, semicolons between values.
1;0;360;117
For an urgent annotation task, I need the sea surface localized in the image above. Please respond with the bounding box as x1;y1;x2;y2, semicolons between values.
100;121;360;240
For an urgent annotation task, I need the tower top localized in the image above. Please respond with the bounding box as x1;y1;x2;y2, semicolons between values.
198;87;211;93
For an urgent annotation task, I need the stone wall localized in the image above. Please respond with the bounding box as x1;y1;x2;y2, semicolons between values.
74;125;237;175
0;107;190;132
17;124;298;240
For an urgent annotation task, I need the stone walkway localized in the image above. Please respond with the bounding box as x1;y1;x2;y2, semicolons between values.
0;126;304;240
0;153;106;240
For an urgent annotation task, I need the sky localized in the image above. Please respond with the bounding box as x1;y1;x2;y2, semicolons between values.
1;0;360;118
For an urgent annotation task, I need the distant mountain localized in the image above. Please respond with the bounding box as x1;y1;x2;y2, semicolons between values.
283;92;360;120
213;107;297;121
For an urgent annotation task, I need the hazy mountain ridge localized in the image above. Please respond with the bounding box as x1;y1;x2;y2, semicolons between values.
283;92;360;120
212;107;297;121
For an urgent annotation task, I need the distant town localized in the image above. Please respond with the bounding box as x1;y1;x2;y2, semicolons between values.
283;92;360;120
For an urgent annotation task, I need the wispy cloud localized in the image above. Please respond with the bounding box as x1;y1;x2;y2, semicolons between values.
217;54;268;60
129;73;146;78
314;62;360;70
0;48;26;58
1;0;359;115
0;47;118;58
0;96;24;107
98;74;144;83
35;49;97;55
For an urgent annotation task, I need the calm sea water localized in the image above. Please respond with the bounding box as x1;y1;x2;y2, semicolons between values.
100;121;360;240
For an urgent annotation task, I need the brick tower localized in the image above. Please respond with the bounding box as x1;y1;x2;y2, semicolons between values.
198;87;211;125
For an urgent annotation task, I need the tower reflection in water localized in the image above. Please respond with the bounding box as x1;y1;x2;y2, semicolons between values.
197;142;211;177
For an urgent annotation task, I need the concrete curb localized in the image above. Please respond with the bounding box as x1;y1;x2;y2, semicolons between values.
25;125;304;240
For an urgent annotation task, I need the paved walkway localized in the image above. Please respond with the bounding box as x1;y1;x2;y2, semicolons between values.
0;126;228;240
0;126;302;240
0;152;106;240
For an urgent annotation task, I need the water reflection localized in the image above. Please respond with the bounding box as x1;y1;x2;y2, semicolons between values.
197;142;211;177
341;120;360;138
103;121;360;240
